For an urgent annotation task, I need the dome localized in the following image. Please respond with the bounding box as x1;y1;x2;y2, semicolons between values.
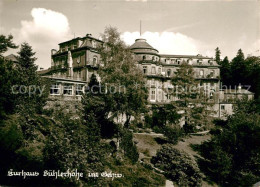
130;38;159;54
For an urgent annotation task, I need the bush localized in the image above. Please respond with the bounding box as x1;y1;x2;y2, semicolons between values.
163;126;184;144
151;144;203;187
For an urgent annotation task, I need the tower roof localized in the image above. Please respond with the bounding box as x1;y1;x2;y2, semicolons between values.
130;38;159;54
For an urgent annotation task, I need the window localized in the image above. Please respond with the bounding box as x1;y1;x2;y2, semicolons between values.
143;55;146;60
151;79;155;87
158;90;162;101
210;92;214;99
152;56;155;61
77;71;81;79
150;88;156;101
63;84;73;95
177;59;181;64
61;60;65;68
199;70;204;77
76;84;84;95
143;66;147;74
200;81;203;86
77;57;80;64
93;56;97;66
221;105;225;110
167;69;171;77
151;67;156;74
50;83;60;95
210;70;215;78
158;68;162;74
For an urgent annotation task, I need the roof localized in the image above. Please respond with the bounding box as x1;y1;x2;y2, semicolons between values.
5;54;18;62
58;37;81;45
160;54;213;59
37;68;51;75
130;38;159;54
221;89;254;95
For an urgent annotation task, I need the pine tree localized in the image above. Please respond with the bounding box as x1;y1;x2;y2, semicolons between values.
220;56;232;87
0;35;18;55
16;42;49;114
230;49;246;87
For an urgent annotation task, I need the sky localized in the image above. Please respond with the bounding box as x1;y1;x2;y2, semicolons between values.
1;0;260;69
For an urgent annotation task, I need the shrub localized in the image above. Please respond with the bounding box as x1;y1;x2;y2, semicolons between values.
163;126;184;144
151;144;203;187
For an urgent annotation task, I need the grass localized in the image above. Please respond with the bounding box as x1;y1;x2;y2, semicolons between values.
133;134;162;161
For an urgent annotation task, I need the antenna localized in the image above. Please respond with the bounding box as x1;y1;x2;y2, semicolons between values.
140;20;142;37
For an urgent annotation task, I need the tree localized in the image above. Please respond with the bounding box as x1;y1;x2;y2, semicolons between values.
230;49;246;87
98;26;148;128
170;62;213;132
215;47;221;65
0;35;18;55
244;56;260;99
198;103;260;186
151;144;203;187
0;35;19;118
16;42;50;114
219;56;232;87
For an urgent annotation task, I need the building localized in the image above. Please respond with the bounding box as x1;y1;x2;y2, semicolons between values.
39;34;254;118
39;34;103;99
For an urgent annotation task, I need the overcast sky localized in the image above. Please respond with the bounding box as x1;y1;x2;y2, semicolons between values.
1;0;259;69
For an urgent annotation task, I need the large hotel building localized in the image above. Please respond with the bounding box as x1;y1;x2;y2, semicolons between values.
38;34;254;118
